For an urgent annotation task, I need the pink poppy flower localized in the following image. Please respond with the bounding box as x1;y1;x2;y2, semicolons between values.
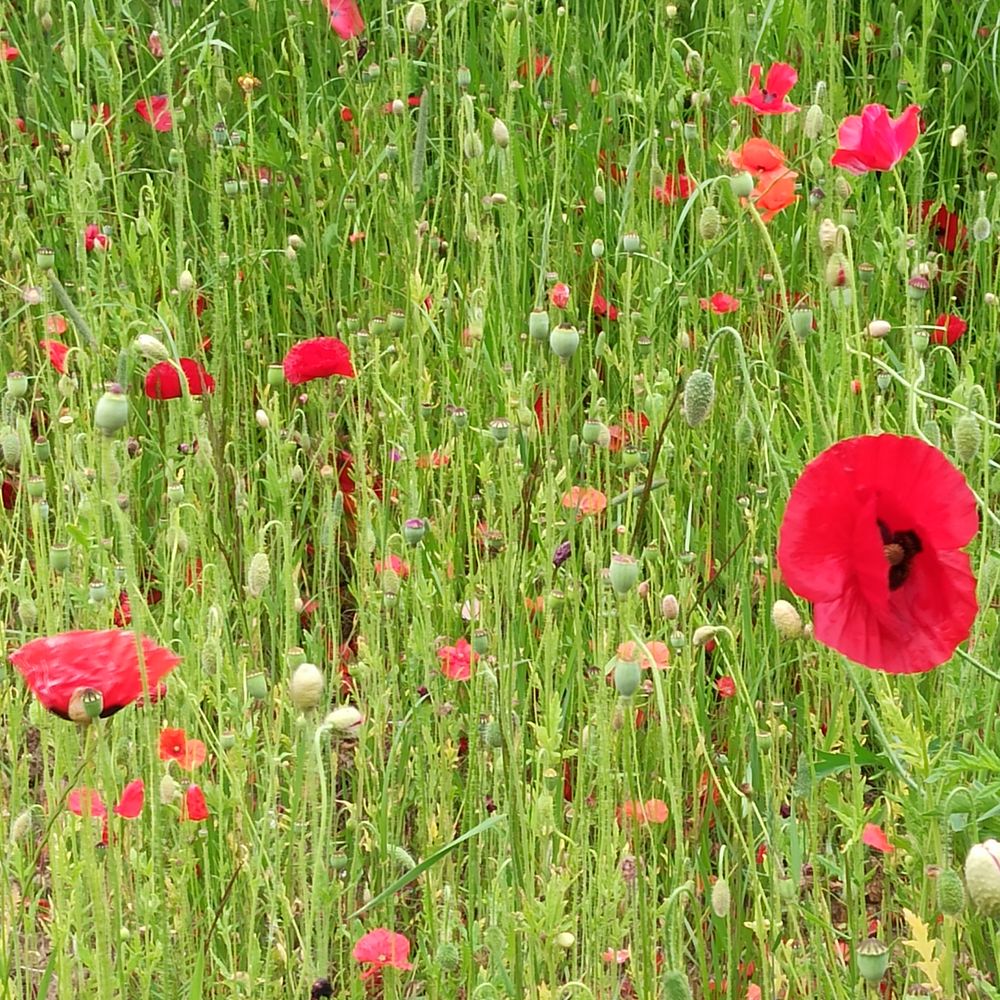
731;63;799;114
830;104;921;175
68;788;107;818
135;96;173;132
438;637;476;681
328;0;364;39
84;224;109;252
114;779;145;819
700;292;741;314
352;928;413;980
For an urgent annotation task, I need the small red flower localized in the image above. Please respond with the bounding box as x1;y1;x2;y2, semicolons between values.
920;201;966;253
750;167;799;223
549;282;570;309
438;637;476;681
46;314;68;335
652;173;695;204
930;313;968;346
184;784;210;821
39;339;69;374
715;676;737;698
591;278;619;321
328;0;364;39
158;727;207;770
728;138;786;175
731;62;799;114
617;798;669;825
353;929;414;980
862;822;894;853
2;41;19;62
144;358;216;399
135;95;173;132
700;292;741;314
374;554;409;578
67;788;107;818
114;779;145;819
282;336;355;384
518;53;553;79
777;434;978;674
831;104;921;175
10;630;181;720
83;224;109;252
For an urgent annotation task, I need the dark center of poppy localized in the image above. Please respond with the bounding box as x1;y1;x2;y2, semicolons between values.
877;519;922;590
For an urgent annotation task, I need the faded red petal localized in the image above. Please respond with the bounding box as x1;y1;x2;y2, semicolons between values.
67;787;106;818
862;822;893;853
114;779;145;819
10;630;181;719
282;336;355;384
144;358;216;399
40;339;69;374
135;95;173;132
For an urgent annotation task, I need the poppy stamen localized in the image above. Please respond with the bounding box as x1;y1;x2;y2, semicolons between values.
876;519;922;590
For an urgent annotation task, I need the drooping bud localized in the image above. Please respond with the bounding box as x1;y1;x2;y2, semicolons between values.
711;877;731;917
953;413;981;464
134;333;170;360
771;599;803;638
661;594;680;619
682;369;715;427
965;840;1000;915
325;705;364;736
404;1;427;33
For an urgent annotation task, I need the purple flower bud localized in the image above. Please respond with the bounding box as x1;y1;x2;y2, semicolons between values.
553;540;571;568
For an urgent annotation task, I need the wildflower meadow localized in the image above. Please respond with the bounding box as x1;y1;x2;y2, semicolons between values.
3;0;1000;997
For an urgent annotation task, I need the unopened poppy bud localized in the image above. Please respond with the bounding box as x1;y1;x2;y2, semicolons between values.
554;931;575;950
7;371;28;399
824;253;849;288
591;238;605;259
771;599;803;638
834;176;852;200
986;292;999;307
255;408;269;429
549;323;580;360
734;414;753;446
135;337;172;366
921;418;941;448
817;217;837;254
953;413;981;464
730;172;754;199
682;369;715;427
435;941;460;972
2;429;21;467
404;1;426;32
94;384;129;437
973;216;992;242
9;808;34;844
867;320;891;338
856;939;889;985
699;206;721;241
965;840;1000;915
246;551;270;597
18;597;37;629
160;772;180;804
492;117;509;148
529;308;550;343
247;671;268;700
593;184;606;205
692;625;718;647
711;877;731;917
290;662;324;712
464;132;484;159
790;308;813;340
177;268;196;293
662;970;692;1000
661;594;680;619
403;517;427;545
614;656;642;697
325;704;363;735
609;553;640;596
937;868;965;916
949;124;967;147
803;103;824;140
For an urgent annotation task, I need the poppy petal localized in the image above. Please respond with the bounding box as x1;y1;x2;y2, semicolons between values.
67;787;107;818
184;784;210;821
328;0;364;38
114;779;145;819
282;337;355;384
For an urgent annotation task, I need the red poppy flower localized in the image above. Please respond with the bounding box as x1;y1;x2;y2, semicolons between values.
862;822;893;853
731;62;799;114
931;313;968;346
700;292;741;314
617;798;669;825
652;172;695;204
10;629;182;720
591;277;619;320
39;339;69;374
328;0;364;39
517;53;553;79
282;336;355;384
68;788;107;818
728;138;786;175
144;358;216;399
777;434;978;674
83;224;109;252
2;41;19;62
438;637;475;681
158;727;207;770
549;282;570;309
46;314;68;335
749;166;799;223
135;96;173;132
920;201;966;253
374;554;409;578
352;928;413;980
184;784;210;821
831;104;921;174
561;486;608;518
715;676;737;698
114;779;145;819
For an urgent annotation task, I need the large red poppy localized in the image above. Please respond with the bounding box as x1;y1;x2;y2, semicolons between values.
777;435;978;674
10;629;181;720
283;336;355;384
144;358;216;399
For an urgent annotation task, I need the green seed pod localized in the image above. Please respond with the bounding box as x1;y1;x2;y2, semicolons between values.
953;413;981;464
529;308;550;343
549;323;580;360
613;657;641;698
50;544;70;574
937;868;965;916
403;517;426;545
790;308;813;340
582;419;606;445
855;939;889;985
94;384;129;437
7;371;28;399
682;369;715;427
609;553;640;595
247;671;268;700
246;551;271;597
730;172;754;199
34;437;51;463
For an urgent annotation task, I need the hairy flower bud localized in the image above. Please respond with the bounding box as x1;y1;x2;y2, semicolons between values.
711;877;731;918
953;413;981;464
771;599;803;638
492;117;510;148
290;662;324;711
965;840;1000;915
682;369;715;427
936;868;965;916
699;206;721;241
246;551;271;597
817;217;838;255
803;104;824;140
404;1;427;32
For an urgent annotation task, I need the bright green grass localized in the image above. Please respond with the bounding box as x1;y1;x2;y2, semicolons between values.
2;0;1000;997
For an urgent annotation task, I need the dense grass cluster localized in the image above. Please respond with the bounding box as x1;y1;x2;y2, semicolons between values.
2;0;1000;997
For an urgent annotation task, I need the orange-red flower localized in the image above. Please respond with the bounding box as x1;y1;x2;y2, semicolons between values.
561;486;608;518
750;167;798;223
616;640;670;670
617;798;669;825
158;727;207;770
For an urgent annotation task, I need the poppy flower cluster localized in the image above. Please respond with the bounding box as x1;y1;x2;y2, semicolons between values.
830;103;920;174
10;629;181;720
728;139;798;223
777;434;978;674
